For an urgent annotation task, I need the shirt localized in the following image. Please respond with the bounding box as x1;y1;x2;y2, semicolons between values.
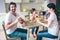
47;13;59;36
5;11;19;34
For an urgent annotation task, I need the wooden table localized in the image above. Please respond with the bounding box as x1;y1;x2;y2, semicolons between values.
18;21;47;40
18;21;42;40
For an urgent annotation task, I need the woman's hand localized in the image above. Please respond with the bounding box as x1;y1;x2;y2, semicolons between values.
37;20;41;24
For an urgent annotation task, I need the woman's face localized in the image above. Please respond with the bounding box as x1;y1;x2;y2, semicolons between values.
33;11;37;14
47;8;51;14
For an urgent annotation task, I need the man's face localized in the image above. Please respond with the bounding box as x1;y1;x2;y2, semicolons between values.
10;4;16;12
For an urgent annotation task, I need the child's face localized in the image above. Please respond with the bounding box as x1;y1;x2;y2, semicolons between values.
33;11;37;14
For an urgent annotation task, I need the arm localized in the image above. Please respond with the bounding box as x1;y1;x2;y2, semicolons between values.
37;19;52;27
37;13;55;27
5;17;23;30
5;20;18;30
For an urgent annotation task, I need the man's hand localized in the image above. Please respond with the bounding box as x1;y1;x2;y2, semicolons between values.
16;17;26;27
16;17;24;23
18;17;24;22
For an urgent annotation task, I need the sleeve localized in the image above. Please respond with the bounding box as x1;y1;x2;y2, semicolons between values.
48;14;55;21
5;14;12;24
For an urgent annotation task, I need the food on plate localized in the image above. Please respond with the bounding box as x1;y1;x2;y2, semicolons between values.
36;17;44;21
28;20;34;23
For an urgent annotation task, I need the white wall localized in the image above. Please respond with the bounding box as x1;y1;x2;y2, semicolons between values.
16;3;21;12
21;0;48;11
48;0;56;5
0;1;6;13
0;0;6;29
0;13;6;29
21;3;43;11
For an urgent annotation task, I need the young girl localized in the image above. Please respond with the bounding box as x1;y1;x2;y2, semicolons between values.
29;8;39;38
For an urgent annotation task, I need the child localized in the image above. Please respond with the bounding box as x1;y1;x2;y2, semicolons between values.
29;8;39;38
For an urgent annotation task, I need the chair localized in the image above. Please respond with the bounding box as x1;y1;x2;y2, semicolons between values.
43;32;60;40
2;21;20;40
43;37;58;40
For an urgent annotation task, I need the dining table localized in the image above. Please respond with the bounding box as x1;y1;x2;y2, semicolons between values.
17;19;47;40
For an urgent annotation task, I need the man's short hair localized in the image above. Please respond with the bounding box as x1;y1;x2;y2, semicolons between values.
9;2;16;10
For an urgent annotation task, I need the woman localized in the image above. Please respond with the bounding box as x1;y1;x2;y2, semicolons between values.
36;3;59;40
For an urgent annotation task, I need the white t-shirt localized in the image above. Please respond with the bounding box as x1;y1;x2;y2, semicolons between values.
30;13;33;20
47;13;59;36
5;11;19;34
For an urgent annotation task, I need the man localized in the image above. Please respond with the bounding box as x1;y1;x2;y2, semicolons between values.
5;2;27;40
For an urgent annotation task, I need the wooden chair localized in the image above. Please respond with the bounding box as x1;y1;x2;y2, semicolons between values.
2;21;20;40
